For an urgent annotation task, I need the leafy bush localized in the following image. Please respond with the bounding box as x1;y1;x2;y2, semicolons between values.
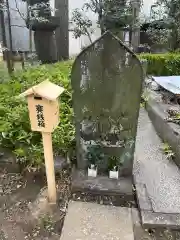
140;53;180;76
0;61;75;168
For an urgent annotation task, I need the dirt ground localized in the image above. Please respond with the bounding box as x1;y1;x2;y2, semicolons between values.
0;168;71;240
0;163;180;240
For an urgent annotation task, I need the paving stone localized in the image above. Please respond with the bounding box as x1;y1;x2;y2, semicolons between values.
60;201;134;240
141;211;180;230
135;171;180;229
134;108;180;214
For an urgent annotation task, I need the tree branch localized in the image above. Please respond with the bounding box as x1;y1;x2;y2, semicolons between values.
11;24;26;28
14;0;26;22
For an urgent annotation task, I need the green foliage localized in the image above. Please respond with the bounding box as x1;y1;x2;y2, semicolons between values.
155;0;180;51
70;9;94;43
146;28;169;47
140;53;180;76
140;91;149;108
108;156;122;171
0;61;75;168
162;143;175;159
86;145;105;166
102;0;133;31
71;0;136;40
166;109;180;125
145;0;180;50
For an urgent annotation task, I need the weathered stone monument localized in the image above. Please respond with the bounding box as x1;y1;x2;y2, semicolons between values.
71;31;143;197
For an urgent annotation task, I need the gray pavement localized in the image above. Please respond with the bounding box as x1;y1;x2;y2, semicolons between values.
134;108;180;214
60;201;134;240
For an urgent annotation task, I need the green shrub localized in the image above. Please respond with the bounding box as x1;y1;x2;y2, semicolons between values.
0;61;75;168
140;53;180;76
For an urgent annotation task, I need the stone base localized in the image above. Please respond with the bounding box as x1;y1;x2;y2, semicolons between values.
71;169;134;207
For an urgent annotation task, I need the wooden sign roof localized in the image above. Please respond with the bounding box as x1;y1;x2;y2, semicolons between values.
19;80;65;101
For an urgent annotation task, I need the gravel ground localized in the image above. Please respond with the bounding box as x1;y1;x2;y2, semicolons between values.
0;169;71;240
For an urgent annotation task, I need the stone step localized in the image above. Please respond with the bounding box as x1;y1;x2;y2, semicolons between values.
60;201;134;240
71;169;134;207
134;108;180;229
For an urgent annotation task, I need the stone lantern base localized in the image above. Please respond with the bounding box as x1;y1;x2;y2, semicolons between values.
27;17;59;64
34;31;57;64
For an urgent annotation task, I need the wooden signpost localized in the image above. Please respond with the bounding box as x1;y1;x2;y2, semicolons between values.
20;80;64;203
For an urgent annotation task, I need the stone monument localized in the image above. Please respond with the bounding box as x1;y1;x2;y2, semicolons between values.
71;31;143;198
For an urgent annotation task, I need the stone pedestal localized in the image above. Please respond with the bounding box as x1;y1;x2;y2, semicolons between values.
26;5;59;64
34;31;57;64
72;169;134;207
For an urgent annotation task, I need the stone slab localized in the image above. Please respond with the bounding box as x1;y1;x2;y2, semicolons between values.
135;179;180;229
146;96;180;168
72;169;133;197
141;211;180;230
132;208;180;239
60;201;134;240
134;109;180;215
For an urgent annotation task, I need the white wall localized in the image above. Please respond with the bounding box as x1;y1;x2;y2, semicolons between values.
4;0;35;51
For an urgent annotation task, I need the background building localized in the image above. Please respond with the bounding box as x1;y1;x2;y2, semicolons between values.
0;0;155;56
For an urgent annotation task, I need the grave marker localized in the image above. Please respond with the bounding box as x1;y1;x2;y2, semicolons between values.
71;31;143;177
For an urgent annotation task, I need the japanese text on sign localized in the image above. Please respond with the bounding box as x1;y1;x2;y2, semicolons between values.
36;104;45;128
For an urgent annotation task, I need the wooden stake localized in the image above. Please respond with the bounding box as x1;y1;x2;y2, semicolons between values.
42;132;57;203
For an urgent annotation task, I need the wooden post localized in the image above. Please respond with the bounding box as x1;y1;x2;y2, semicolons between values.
19;81;64;204
42;132;57;204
